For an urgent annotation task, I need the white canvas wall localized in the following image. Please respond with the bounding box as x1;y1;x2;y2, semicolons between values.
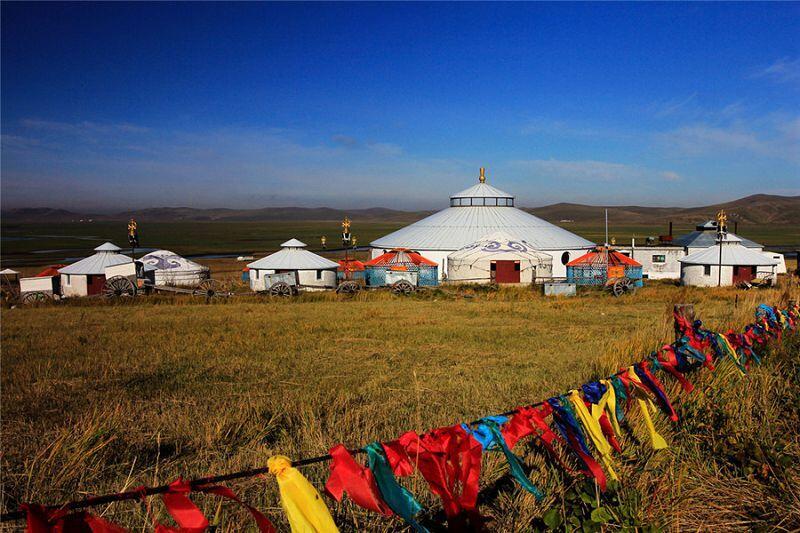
61;274;88;297
371;247;574;279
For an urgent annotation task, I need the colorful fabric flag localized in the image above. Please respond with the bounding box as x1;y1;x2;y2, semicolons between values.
325;445;393;516
363;442;428;533
268;456;339;533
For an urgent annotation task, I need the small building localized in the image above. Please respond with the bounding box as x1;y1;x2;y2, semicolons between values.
446;231;553;284
364;249;438;287
1;268;21;299
140;250;210;287
625;244;685;280
58;242;132;297
337;259;366;283
678;234;779;287
567;247;643;287
247;239;339;291
622;220;787;279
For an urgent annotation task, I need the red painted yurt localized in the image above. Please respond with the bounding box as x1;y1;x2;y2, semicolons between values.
566;246;643;286
337;259;366;282
364;249;438;286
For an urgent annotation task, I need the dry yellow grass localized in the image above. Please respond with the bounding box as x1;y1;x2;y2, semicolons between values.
1;281;799;531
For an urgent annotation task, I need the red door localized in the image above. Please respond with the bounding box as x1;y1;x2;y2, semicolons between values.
86;275;105;295
732;265;756;284
493;261;521;283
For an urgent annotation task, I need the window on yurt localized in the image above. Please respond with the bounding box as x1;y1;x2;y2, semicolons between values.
704;265;711;276
652;254;666;263
316;270;323;280
64;274;70;285
561;252;570;265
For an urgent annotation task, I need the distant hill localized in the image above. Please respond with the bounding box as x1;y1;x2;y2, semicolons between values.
525;194;800;226
3;194;798;226
2;206;430;223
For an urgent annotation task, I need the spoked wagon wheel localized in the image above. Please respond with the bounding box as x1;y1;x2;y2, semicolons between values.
609;277;634;297
391;280;415;295
21;291;50;304
103;276;136;299
269;282;293;297
193;279;223;299
336;281;361;295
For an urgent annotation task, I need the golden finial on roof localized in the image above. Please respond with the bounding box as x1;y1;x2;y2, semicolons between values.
716;209;727;233
479;167;486;183
341;217;351;233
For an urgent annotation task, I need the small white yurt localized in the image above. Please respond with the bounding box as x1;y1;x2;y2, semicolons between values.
679;234;779;287
247;239;339;291
446;231;554;284
140;250;210;287
58;242;132;297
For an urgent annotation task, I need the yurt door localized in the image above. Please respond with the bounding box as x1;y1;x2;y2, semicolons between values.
732;265;756;284
86;275;105;296
493;261;520;283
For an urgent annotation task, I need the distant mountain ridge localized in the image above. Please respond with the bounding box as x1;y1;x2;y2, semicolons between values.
3;194;798;226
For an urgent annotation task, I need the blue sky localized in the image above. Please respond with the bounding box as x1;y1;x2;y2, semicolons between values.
2;2;798;211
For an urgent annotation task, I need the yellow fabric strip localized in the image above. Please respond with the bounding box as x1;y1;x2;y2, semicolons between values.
626;367;668;450
568;390;619;481
268;455;339;533
597;379;622;438
718;334;746;376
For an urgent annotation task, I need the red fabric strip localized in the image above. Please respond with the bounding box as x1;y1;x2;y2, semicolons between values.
325;444;393;516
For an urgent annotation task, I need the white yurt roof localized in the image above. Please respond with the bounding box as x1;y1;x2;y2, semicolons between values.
371;171;594;252
448;231;553;264
679;236;778;267
59;242;132;275
0;268;20;275
248;239;339;270
140;250;209;273
94;242;123;252
450;182;514;200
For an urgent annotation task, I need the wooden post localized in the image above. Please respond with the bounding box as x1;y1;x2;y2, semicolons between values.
674;303;695;340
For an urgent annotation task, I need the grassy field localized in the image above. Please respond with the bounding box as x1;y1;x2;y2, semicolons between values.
2;220;798;268
2;281;799;531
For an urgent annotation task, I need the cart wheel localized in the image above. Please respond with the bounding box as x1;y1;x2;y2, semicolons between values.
392;280;415;295
22;291;51;304
104;276;136;299
609;278;634;297
193;279;221;298
269;282;293;297
336;281;361;295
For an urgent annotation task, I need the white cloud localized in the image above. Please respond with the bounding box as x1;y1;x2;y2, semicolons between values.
660;171;682;182
509;159;682;184
750;57;800;84
652;93;698;118
657;115;800;163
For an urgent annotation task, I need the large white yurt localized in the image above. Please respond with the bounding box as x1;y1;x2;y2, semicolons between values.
58;242;132;297
370;168;594;278
679;234;779;287
140;250;210;287
446;231;553;284
247;239;339;291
